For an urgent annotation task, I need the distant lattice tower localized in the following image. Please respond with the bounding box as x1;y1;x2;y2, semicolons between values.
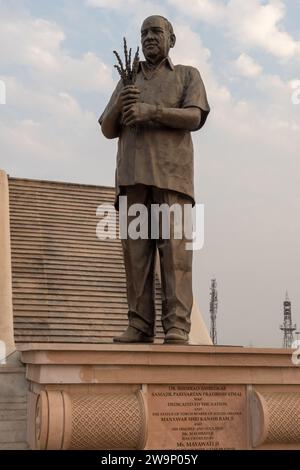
280;291;297;348
209;278;218;345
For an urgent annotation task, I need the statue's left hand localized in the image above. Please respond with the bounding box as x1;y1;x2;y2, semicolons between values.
122;102;156;126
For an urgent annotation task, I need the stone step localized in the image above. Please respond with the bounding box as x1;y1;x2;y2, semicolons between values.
0;420;27;431
0;429;26;442
0;396;27;404
0;369;28;398
0;402;27;410
0;366;28;450
0;442;29;450
0;409;27;420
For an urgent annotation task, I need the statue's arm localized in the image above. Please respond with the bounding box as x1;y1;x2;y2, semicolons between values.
100;100;122;139
99;85;141;139
153;106;201;131
122;103;201;131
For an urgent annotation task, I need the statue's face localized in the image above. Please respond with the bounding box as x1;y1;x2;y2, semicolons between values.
141;16;175;64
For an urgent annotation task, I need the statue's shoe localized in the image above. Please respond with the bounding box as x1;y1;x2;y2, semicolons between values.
164;328;189;344
113;326;154;344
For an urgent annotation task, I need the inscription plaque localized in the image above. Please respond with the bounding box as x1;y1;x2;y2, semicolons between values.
146;384;247;450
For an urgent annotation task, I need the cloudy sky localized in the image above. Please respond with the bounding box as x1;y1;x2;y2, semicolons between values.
1;0;300;347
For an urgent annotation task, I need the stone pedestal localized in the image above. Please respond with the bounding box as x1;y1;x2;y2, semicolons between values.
19;344;300;450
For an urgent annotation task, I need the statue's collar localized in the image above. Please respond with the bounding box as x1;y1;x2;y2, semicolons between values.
139;56;174;77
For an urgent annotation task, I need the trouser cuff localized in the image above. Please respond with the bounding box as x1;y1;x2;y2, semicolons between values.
128;311;155;337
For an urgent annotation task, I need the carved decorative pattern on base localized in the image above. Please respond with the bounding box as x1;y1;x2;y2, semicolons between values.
251;391;300;447
35;391;147;450
71;393;147;450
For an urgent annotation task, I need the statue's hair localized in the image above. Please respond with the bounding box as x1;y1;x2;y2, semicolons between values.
143;15;175;36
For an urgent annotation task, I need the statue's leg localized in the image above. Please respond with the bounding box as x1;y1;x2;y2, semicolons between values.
121;184;157;337
154;188;193;336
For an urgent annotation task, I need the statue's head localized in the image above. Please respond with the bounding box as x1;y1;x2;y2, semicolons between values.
141;15;176;65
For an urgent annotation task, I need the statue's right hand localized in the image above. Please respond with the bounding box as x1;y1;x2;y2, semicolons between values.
118;85;141;110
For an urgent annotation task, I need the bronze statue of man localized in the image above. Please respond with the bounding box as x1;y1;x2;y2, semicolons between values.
99;15;210;344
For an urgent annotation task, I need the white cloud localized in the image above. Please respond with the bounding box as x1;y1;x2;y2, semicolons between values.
89;0;225;27
234;53;262;77
0;74;114;185
228;0;300;60
168;0;300;60
0;5;115;184
87;0;139;8
0;12;114;93
86;0;169;27
168;0;226;25
171;22;231;107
